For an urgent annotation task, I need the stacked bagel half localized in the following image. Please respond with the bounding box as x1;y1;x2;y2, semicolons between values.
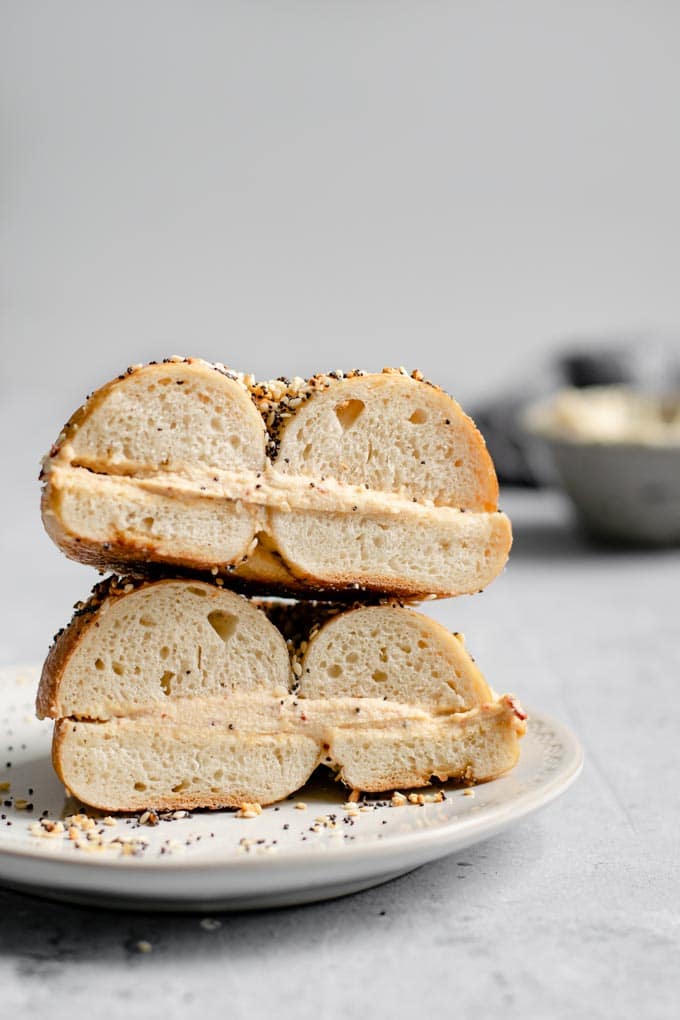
37;358;526;810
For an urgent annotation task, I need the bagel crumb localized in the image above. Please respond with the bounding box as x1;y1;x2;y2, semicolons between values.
237;802;263;819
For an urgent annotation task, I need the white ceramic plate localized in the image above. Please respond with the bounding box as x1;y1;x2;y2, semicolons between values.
0;666;582;911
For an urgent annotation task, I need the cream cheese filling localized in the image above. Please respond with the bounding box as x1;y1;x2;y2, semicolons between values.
62;692;509;735
46;459;503;524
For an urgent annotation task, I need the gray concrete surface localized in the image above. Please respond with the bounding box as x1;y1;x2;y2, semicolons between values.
0;489;678;1019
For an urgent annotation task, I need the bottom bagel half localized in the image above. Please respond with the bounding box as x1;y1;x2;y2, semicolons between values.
38;579;526;811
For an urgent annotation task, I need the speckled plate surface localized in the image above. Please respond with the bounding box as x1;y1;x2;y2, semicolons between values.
0;666;582;911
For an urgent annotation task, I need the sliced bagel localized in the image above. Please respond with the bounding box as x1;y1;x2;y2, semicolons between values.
41;359;511;599
38;580;525;811
42;359;266;574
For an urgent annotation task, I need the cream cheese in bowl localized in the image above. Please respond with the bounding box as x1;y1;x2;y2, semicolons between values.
524;387;680;545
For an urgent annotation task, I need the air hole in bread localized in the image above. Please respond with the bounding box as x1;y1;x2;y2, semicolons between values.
94;658;104;671
139;616;156;627
172;780;189;793
210;417;223;432
134;781;147;791
112;662;124;676
160;646;170;660
208;610;238;643
140;517;154;532
159;671;174;696
327;664;342;678
372;669;388;683
187;586;207;597
409;408;427;425
417;640;428;649
335;399;365;431
229;434;241;449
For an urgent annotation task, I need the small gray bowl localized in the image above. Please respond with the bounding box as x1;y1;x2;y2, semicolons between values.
525;388;680;546
534;436;680;545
